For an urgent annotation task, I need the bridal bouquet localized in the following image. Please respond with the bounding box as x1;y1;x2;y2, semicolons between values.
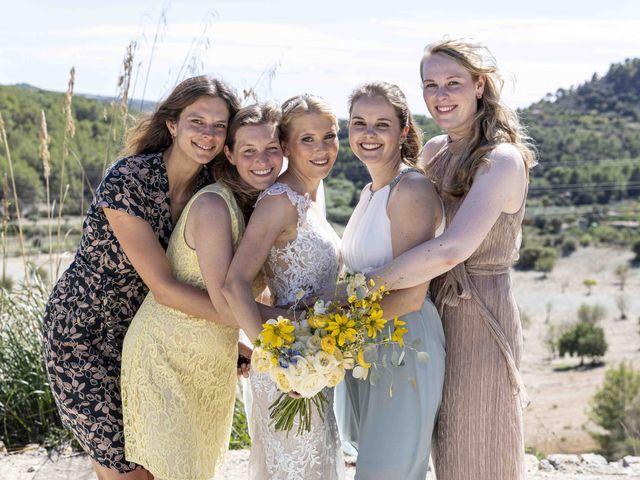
251;273;411;435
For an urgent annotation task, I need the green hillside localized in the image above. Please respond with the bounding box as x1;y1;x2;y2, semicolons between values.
1;58;640;221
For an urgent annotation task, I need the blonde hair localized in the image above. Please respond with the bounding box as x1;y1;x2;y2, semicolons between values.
214;102;281;221
279;94;338;144
421;38;537;198
348;82;423;170
123;75;241;159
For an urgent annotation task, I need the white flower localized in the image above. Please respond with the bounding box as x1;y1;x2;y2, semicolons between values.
306;335;322;353
312;350;340;374
326;366;346;387
352;365;369;381
417;351;430;363
292;373;326;398
272;369;292;393
252;347;273;374
313;299;327;315
341;351;355;370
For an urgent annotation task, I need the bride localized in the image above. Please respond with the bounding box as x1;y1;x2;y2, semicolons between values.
223;94;345;480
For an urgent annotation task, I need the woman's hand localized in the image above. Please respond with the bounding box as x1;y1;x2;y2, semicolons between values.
288;390;302;399
236;341;253;378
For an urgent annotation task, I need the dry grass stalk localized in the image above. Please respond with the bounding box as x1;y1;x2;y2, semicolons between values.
1;174;10;285
174;11;215;84
0;113;29;283
56;67;76;279
139;5;168;110
39;110;53;282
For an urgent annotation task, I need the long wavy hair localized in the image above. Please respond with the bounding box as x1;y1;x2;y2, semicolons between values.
214;102;282;222
122;76;241;167
348;82;423;171
421;38;537;198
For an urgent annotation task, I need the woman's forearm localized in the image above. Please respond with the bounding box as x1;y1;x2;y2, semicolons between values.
153;278;234;324
222;279;265;340
369;238;460;290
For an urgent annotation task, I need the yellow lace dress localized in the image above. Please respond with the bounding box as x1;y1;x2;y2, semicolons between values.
121;182;244;480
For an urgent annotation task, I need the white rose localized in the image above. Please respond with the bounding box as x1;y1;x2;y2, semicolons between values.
252;347;273;374
294;374;326;398
313;350;340;375
272;369;292;393
306;335;322;353
326;366;346;387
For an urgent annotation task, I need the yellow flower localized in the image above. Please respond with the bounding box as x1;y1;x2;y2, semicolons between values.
368;278;376;288
357;349;372;368
273;370;291;392
348;295;357;304
364;309;386;339
308;314;330;329
391;315;408;347
326;313;357;346
326;366;346;387
321;335;336;354
261;316;295;348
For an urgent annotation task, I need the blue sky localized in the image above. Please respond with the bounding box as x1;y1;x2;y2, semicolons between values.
1;0;639;117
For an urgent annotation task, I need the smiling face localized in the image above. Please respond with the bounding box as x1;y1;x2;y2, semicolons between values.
348;95;407;170
282;113;338;181
166;95;230;166
223;123;283;191
421;53;485;139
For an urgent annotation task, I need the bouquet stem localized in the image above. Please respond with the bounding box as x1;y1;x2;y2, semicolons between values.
269;391;328;436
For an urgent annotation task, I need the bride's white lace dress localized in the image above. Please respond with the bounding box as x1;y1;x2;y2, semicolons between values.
247;182;345;480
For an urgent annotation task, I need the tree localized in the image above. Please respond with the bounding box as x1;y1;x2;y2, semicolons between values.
589;362;640;459
633;240;640;263
614;264;630;291
583;278;597;296
615;295;628;321
558;321;607;365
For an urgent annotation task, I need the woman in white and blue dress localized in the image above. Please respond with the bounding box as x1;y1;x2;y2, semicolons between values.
336;82;446;479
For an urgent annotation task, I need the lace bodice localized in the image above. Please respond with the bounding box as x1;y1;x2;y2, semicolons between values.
257;182;341;306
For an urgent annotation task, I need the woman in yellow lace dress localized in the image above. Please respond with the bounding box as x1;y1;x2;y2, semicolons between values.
121;103;284;480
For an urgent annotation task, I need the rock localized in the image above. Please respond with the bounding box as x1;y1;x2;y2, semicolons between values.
525;454;540;473
547;453;581;472
0;440;7;456
539;459;556;472
623;456;640;467
580;453;610;474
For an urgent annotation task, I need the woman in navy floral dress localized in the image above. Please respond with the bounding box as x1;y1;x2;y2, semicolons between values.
42;76;241;479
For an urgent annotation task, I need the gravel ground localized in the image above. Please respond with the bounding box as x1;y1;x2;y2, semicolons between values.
1;448;639;479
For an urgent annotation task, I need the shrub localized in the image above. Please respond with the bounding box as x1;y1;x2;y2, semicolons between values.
633;240;640;262
589;362;640;459
561;238;577;257
580;234;593;247
516;246;557;272
583;278;597;295
577;303;607;324
558;321;607;365
534;249;557;276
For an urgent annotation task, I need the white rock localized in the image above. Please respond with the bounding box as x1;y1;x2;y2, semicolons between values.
580;453;608;466
539;459;556;472
525;453;540;473
547;453;581;472
623;455;640;467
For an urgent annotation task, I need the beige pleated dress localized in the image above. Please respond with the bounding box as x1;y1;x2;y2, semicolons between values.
428;139;527;480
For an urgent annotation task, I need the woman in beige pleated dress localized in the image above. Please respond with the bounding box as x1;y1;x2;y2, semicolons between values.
368;38;537;479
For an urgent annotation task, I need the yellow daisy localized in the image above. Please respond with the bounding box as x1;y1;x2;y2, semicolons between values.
261;316;295;348
326;313;357;346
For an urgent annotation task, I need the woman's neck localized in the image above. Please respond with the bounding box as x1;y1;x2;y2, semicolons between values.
281;168;322;202
164;145;202;201
368;154;403;192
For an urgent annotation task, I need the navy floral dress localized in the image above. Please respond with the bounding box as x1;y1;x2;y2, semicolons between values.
42;152;209;472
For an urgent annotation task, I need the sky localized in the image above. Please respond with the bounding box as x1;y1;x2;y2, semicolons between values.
1;0;639;118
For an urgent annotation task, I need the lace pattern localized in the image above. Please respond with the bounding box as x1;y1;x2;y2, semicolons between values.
249;182;344;479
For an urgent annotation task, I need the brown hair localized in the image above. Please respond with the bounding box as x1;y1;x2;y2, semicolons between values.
279;94;338;145
348;82;423;170
214;102;281;222
122;75;241;161
421;38;537;198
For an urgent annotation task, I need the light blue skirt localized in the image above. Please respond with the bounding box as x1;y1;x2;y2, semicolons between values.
335;298;445;480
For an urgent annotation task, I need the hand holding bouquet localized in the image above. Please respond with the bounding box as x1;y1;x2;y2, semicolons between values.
252;273;422;435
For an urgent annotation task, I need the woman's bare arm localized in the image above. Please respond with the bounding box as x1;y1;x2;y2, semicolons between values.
369;144;528;290
223;193;297;340
103;208;220;322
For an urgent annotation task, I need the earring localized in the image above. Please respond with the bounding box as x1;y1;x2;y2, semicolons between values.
476;93;482;99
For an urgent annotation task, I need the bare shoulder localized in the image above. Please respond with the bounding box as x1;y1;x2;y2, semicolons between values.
251;188;298;228
189;191;231;222
390;171;439;207
420;134;448;166
481;143;526;179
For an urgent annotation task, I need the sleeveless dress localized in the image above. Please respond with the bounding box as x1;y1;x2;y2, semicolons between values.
246;182;345;480
121;182;251;480
42;152;209;472
336;169;446;480
428;139;527;480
